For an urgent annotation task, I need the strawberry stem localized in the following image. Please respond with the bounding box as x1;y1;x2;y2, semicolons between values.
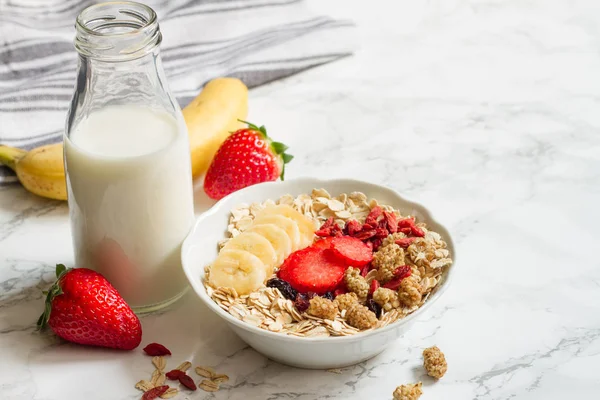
37;264;70;330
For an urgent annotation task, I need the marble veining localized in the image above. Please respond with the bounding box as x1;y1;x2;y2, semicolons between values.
2;0;600;399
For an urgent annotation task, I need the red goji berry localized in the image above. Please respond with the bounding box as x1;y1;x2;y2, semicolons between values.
383;211;398;234
365;206;383;226
395;237;417;248
399;227;412;235
382;267;412;290
369;279;380;295
375;227;389;239
345;219;362;236
178;374;197;391
411;225;425;237
142;343;171;356
166;369;184;380
142;385;169;400
394;265;412;279
360;263;370;277
353;229;377;240
397;218;415;228
372;238;383;250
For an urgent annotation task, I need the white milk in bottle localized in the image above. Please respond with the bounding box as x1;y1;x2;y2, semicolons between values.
65;2;195;311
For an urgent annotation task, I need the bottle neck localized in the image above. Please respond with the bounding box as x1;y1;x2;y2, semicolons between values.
75;1;162;62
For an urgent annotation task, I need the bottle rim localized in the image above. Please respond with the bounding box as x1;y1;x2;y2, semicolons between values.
74;1;162;61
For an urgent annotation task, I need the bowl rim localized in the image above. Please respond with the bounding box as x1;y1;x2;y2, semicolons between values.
181;177;456;343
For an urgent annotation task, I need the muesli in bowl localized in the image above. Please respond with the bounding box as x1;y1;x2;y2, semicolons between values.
203;189;453;338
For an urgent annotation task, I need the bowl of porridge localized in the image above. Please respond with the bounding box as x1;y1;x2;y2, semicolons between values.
181;178;455;369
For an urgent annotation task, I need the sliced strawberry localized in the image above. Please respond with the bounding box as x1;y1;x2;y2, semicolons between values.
283;247;346;294
330;236;373;267
312;237;335;250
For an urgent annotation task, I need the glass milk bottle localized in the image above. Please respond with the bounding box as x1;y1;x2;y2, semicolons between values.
64;2;194;312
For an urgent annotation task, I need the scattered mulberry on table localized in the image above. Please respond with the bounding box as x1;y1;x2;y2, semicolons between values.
423;346;447;379
393;382;422;400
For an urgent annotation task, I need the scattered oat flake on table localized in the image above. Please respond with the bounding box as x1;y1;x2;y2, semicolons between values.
195;366;216;378
135;379;154;392
152;356;166;371
175;361;192;372
159;387;179;399
199;379;220;392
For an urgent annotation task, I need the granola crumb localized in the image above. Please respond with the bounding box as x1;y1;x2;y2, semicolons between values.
335;292;359;311
372;287;400;311
423;346;447;379
344;267;369;300
393;382;423;400
398;277;422;307
307;297;338;320
372;243;405;283
345;303;377;330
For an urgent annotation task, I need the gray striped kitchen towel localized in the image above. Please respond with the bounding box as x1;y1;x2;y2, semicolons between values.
0;0;355;183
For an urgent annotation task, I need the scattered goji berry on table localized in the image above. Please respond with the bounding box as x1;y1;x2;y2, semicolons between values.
166;369;184;380
142;385;169;400
178;374;197;391
142;343;171;356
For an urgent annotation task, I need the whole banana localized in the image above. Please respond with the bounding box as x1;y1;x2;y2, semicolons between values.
0;78;248;201
0;143;67;200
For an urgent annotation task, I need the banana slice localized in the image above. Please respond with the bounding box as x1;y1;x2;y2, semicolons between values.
246;223;292;265
221;231;277;274
252;214;301;251
256;204;317;249
209;249;267;295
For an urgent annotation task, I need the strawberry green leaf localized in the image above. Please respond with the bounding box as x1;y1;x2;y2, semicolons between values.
55;264;66;279
238;120;268;138
282;154;294;164
271;141;289;155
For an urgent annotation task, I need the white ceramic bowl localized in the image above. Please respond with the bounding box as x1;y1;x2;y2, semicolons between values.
181;178;456;369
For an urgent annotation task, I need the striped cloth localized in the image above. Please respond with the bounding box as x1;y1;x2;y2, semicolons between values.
0;0;355;183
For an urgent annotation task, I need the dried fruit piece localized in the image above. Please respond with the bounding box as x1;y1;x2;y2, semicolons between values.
365;298;382;318
398;278;422;307
369;279;380;295
344;267;369;300
365;206;383;227
330;236;373;267
142;385;169;400
178;374;197;391
266;278;297;301
383;266;412;290
278;247;346;294
143;343;171;356
199;379;220;392
345;219;362;236
393;382;422;400
346;303;378;329
423;346;447;379
384;211;398;233
315;217;343;237
353;229;377;241
398;218;425;237
307;297;338;320
335;292;358;311
396;237;417;248
166;369;185;380
293;292;310;312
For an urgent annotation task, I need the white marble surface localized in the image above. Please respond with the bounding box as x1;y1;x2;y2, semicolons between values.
2;0;600;399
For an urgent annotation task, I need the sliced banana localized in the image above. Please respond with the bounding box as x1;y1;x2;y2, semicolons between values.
221;231;277;274
257;204;316;249
252;214;301;251
209;249;267;295
246;223;292;265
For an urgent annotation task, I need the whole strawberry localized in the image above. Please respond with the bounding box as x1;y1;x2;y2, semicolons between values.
204;120;293;200
37;264;142;350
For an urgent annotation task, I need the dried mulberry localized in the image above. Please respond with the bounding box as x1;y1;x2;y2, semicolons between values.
344;267;369;300
392;382;422;400
372;287;400;311
372;243;405;283
335;292;358;311
345;303;377;330
398;277;422;308
423;346;447;379
307;297;338;320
